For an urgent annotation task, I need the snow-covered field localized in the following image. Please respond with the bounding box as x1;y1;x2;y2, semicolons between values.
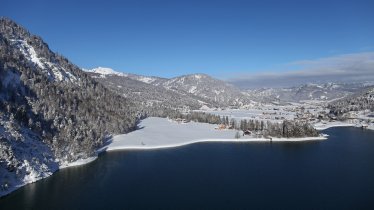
198;107;296;122
313;121;356;130
104;117;326;151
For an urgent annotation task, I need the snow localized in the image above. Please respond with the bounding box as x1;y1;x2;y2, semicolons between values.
199;107;296;122
0;114;59;198
320;95;327;100
0;116;328;198
86;67;159;84
0;156;97;198
59;157;98;169
86;67;126;76
138;77;156;84
313;121;356;130
313;121;374;131
8;39;77;82
104;117;326;151
214;89;224;95
0;113;97;198
45;62;77;82
200;105;212;111
195;74;202;79
189;86;197;93
10;39;44;69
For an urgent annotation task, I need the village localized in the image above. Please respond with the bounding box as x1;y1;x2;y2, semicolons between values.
193;101;374;132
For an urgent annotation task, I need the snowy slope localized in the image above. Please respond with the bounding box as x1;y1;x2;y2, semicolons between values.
7;39;77;82
87;72;204;110
244;82;368;103
87;68;254;108
85;67;167;84
85;67;126;77
158;74;251;107
0;115;58;197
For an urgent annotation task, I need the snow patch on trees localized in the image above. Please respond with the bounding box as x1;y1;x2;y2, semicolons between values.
9;39;45;69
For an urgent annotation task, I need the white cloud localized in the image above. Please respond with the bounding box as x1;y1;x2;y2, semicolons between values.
228;52;374;89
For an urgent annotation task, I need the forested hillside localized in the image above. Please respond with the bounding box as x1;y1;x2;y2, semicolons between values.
87;68;254;109
328;86;374;117
87;72;204;111
0;18;139;195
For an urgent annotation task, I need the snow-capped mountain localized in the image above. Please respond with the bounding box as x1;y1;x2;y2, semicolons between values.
85;67;167;84
85;67;126;76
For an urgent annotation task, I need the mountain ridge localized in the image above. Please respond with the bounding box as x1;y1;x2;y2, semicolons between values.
86;67;253;108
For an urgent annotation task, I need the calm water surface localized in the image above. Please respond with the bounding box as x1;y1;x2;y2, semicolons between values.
1;127;374;209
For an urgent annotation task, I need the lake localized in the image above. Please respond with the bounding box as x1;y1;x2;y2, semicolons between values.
1;127;374;209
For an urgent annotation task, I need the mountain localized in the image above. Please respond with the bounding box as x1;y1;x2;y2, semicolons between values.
158;74;250;107
87;68;253;108
86;67;168;85
0;18;139;196
244;82;370;103
85;71;205;111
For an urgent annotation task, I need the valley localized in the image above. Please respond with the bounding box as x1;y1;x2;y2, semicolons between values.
0;17;373;201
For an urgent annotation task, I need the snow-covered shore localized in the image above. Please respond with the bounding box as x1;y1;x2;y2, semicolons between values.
104;117;327;151
0;117;328;198
313;121;374;131
106;137;326;151
313;121;356;130
0;157;98;198
59;157;98;169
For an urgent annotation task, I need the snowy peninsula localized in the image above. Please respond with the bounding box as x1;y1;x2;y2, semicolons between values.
104;117;326;151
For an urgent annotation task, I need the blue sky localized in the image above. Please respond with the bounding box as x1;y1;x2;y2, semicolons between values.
1;0;374;80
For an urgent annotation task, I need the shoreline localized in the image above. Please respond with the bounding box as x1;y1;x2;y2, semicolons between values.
313;121;374;131
105;136;327;151
0;157;98;198
2;118;365;199
59;156;98;169
105;117;328;152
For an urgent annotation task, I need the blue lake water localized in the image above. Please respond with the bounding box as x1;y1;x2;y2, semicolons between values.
1;127;374;209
